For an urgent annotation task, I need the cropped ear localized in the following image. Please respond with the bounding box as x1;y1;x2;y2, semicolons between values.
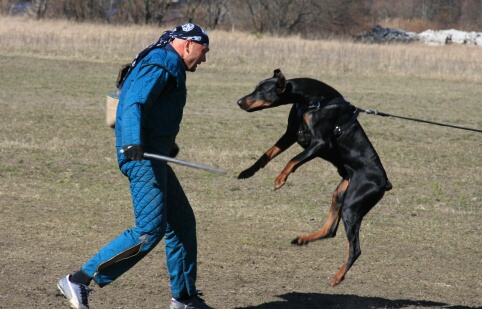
274;69;288;94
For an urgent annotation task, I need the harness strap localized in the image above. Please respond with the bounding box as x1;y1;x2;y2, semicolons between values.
308;97;360;137
333;107;360;137
296;97;359;141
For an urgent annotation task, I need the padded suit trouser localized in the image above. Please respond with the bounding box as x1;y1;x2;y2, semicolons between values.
81;159;197;299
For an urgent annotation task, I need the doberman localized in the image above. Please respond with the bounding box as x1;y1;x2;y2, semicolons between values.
236;69;392;287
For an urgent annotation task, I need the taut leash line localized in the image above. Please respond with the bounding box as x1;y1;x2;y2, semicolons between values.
356;107;482;134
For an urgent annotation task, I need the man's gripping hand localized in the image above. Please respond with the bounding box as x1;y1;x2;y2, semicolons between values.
122;144;144;161
170;142;180;158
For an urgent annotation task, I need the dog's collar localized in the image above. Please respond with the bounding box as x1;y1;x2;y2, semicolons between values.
309;97;349;110
308;101;322;109
296;97;348;117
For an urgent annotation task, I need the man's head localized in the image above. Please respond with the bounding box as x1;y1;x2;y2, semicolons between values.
170;23;210;72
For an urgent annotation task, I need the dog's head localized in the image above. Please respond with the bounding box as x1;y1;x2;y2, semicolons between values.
237;69;292;112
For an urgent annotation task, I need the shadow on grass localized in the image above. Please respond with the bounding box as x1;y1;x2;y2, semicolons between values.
235;292;479;309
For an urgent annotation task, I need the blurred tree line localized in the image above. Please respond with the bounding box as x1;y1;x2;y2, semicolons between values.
2;0;482;37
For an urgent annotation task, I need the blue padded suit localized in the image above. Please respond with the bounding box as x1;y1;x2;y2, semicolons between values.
81;46;197;299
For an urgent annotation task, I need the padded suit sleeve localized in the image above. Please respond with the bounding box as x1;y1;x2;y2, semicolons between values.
121;64;170;147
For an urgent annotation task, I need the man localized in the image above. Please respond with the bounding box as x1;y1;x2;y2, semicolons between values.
57;23;211;309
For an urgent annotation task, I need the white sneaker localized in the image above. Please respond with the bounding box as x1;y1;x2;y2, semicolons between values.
170;291;212;309
57;275;92;309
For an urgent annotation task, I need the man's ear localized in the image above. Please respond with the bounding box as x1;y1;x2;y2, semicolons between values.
182;39;197;56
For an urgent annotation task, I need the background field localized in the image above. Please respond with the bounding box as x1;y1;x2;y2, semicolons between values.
0;17;481;309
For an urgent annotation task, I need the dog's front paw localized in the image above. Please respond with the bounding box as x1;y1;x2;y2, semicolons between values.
329;274;344;287
291;237;308;246
274;173;287;190
238;168;257;179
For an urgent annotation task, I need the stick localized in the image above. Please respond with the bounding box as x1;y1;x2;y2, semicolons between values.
143;152;227;175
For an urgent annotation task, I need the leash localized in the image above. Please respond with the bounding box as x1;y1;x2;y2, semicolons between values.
355;107;482;134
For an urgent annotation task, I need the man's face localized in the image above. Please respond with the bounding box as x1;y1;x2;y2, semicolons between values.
183;40;209;72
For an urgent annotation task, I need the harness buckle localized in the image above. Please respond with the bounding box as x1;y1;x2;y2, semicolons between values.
308;101;321;109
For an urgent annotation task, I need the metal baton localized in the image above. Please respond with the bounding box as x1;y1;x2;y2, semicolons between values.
143;152;227;175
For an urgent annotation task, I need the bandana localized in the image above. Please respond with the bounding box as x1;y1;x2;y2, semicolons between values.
171;23;209;47
119;23;209;88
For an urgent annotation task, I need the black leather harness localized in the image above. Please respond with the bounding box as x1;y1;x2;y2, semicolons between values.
295;97;359;146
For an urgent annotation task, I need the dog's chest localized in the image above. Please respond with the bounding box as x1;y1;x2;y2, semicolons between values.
295;103;315;147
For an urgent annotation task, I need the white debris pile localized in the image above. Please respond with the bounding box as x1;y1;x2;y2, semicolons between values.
418;29;482;46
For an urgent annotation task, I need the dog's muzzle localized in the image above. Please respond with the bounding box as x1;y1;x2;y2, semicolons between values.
237;98;249;110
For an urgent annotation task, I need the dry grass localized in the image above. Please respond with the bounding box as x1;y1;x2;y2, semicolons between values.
0;16;481;309
1;16;482;81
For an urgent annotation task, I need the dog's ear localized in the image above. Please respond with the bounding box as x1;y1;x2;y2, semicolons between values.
283;82;293;94
274;69;289;94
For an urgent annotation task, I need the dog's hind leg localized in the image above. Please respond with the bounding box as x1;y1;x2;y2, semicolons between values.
329;217;362;287
291;179;349;245
329;184;386;286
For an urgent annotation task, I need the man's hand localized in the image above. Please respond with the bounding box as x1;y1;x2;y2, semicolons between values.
170;143;180;158
122;144;144;161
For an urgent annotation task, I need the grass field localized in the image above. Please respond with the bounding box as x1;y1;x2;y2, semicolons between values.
0;17;481;308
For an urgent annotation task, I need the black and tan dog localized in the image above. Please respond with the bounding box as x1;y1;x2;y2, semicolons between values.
237;69;392;287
